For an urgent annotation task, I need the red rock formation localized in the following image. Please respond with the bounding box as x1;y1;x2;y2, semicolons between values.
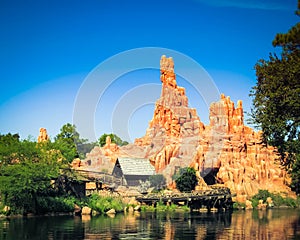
191;94;293;199
37;128;49;142
75;55;295;200
134;55;205;178
136;55;203;144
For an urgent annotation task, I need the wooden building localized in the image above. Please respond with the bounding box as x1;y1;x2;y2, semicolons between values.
112;157;156;186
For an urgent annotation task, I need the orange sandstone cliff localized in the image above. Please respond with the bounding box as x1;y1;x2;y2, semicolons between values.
74;55;294;199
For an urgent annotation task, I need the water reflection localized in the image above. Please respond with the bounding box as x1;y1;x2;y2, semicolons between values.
0;209;300;239
227;209;300;240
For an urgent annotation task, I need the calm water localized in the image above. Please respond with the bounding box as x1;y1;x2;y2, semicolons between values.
0;209;300;240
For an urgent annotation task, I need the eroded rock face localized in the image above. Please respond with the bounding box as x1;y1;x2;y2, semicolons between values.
37;128;49;142
136;56;203;143
74;55;294;199
191;95;293;199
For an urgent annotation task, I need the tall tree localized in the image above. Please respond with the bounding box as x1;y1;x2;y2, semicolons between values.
54;124;79;162
251;1;300;192
0;139;66;214
0;133;20;165
54;123;96;161
98;133;129;147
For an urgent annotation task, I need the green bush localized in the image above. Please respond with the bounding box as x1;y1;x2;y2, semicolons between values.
285;197;297;208
140;201;183;212
233;202;246;209
36;196;75;214
252;190;272;202
156;201;168;211
271;194;285;207
154;201;178;212
87;194;125;214
251;199;259;208
174;167;198;192
251;190;298;208
180;205;190;212
140;205;155;212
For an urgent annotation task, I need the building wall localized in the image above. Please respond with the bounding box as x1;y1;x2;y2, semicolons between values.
125;175;151;187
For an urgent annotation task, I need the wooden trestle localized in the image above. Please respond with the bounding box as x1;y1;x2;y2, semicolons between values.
136;186;234;211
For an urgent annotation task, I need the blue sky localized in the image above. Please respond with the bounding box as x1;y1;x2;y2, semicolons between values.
0;0;298;142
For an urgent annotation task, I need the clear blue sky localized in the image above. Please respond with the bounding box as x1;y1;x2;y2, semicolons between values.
0;0;298;142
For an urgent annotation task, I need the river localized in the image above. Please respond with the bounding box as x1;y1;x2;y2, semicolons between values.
0;209;300;239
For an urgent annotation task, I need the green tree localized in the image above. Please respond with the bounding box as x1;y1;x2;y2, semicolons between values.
0;139;65;214
98;133;129;147
251;1;300;192
54;123;79;162
0;133;20;165
53;123;95;161
174;167;198;192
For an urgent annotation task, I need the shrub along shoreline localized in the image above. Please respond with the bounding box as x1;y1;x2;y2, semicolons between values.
0;193;190;218
233;190;300;210
1;189;299;218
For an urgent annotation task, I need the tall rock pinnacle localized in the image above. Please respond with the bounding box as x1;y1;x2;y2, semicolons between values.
135;55;204;145
37;128;49;143
75;55;295;200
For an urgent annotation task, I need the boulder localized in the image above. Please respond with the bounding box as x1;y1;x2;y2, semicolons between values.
81;206;92;215
73;204;81;215
245;200;253;210
257;200;267;210
134;205;141;211
266;197;274;207
106;209;116;215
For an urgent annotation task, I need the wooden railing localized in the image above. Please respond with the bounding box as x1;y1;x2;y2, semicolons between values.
75;169;122;186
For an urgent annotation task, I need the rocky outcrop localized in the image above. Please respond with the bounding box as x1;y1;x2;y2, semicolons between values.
37;128;49;142
135;55;204;145
72;135;120;172
134;55;205;180
73;55;294;200
191;94;292;200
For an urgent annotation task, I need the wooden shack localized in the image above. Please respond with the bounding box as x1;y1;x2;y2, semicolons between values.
112;157;155;186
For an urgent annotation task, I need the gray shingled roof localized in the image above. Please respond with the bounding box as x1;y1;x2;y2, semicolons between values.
117;157;155;176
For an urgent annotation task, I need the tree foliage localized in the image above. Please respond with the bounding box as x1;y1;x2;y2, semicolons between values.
54;123;80;162
174;167;198;193
251;1;300;192
0;124;88;214
0;133;20;165
53;123;95;161
0;138;68;214
98;133;129;147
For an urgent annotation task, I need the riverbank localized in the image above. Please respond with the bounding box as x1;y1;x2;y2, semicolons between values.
233;189;300;210
1;209;300;239
1;189;299;219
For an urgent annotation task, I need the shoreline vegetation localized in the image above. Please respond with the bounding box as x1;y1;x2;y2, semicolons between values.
1;189;299;219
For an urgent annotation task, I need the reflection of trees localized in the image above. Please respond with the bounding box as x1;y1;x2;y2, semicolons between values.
137;211;232;239
0;216;85;239
1;210;300;239
223;209;300;239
